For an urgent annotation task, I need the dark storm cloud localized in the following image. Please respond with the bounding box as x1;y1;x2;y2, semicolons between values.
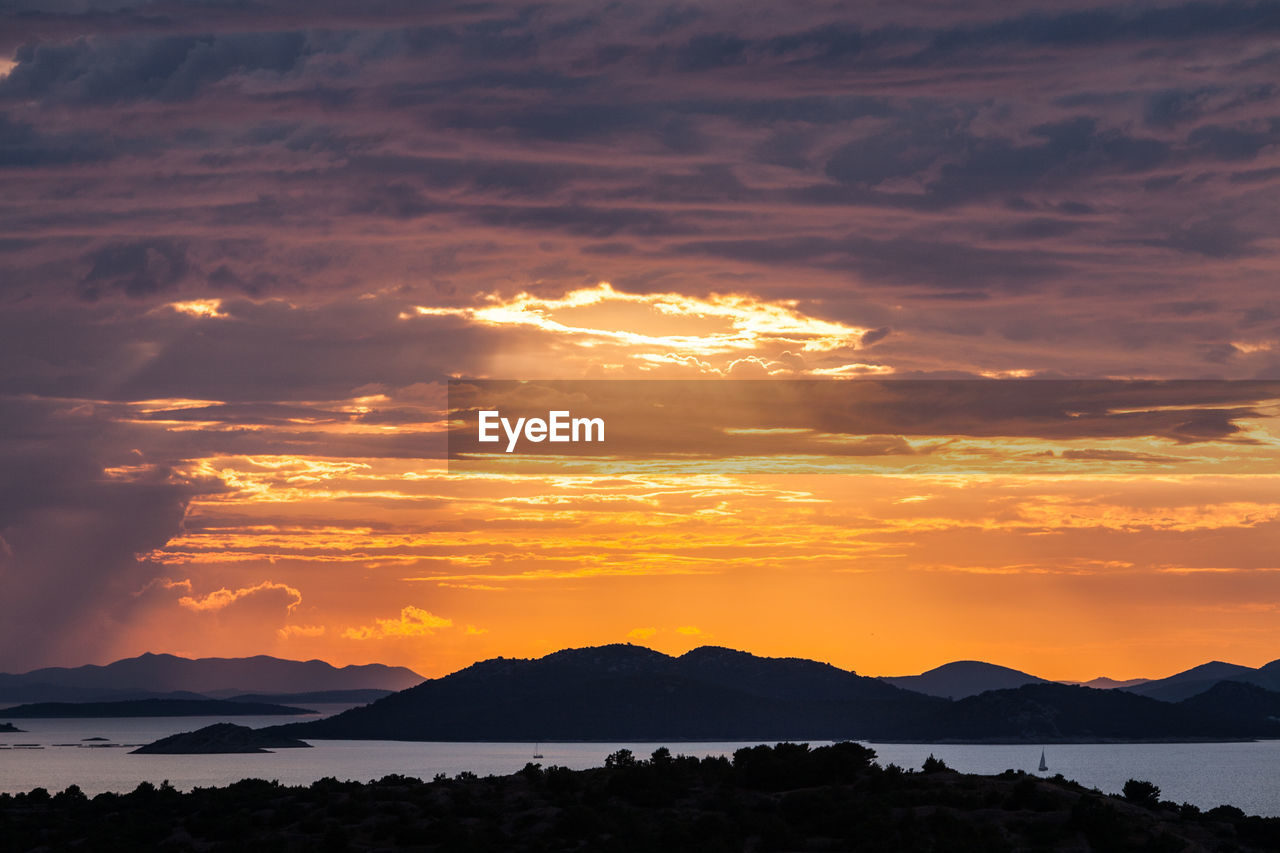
1144;88;1216;128
206;263;279;296
2;31;312;103
1152;219;1260;259
930;118;1170;201
1188;122;1280;161
0;113;114;167
339;154;630;208
818;115;1173;208
824;126;946;187
470;203;692;238
915;1;1280;56
78;238;190;299
0;295;497;401
0;396;221;669
669;234;1066;290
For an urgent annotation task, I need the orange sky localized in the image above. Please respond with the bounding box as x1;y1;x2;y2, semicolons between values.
93;288;1280;683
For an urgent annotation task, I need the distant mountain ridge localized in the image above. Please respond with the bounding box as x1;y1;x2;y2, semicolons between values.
9;649;1280;714
1119;660;1279;702
892;657;1280;704
264;644;1280;743
0;698;315;718
882;658;1280;702
881;661;1047;699
1065;676;1152;690
0;653;423;704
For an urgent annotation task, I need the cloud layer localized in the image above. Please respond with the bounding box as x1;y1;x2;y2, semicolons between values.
2;0;1279;675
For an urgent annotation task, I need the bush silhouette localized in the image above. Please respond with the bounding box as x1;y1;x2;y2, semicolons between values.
1122;778;1161;808
605;748;637;768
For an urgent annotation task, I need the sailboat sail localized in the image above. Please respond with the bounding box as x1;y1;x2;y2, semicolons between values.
1038;750;1048;772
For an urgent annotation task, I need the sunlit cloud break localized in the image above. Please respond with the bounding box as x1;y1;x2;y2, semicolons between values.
168;299;227;319
411;283;868;355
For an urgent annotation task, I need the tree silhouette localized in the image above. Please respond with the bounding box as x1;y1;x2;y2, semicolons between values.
1122;778;1161;808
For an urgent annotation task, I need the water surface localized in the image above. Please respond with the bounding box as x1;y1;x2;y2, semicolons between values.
4;716;1278;816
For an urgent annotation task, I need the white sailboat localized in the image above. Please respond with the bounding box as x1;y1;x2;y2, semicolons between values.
1037;749;1048;772
532;742;544;759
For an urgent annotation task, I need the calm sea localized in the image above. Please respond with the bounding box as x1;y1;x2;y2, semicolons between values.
3;708;1279;816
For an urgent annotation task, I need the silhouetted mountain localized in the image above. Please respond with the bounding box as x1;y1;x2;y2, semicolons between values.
1065;676;1152;690
264;645;1280;743
1178;680;1280;727
0;698;315;718
0;653;422;703
269;644;945;742
881;661;1048;699
921;682;1280;742
675;646;914;702
131;722;312;754
1124;661;1257;702
882;661;1160;696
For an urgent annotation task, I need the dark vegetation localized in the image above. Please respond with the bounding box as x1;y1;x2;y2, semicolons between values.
3;742;1279;852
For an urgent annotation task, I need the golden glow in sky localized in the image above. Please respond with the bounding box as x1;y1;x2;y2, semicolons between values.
109;379;1280;683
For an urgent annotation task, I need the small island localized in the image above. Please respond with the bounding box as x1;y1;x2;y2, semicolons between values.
0;722;23;733
130;723;312;754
